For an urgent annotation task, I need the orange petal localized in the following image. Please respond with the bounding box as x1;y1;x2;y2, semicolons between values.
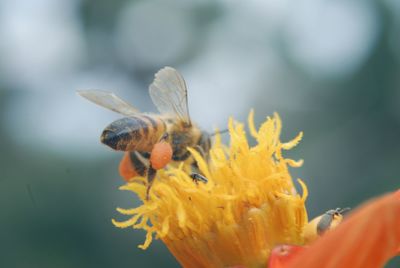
286;190;400;268
268;245;305;268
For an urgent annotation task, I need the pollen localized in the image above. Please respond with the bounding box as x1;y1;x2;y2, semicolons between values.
150;141;173;170
112;110;308;267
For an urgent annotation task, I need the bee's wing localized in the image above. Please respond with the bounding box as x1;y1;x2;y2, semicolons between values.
77;90;139;116
149;67;191;126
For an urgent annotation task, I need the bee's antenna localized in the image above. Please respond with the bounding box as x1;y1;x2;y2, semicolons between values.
338;207;351;214
211;129;229;137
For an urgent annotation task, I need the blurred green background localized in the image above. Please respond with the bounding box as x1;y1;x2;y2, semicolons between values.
1;0;399;267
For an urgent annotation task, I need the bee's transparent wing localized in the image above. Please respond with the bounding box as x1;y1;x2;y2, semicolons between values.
77;90;139;116
149;67;191;126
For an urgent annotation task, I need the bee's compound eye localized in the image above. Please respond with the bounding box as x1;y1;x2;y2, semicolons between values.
150;141;173;170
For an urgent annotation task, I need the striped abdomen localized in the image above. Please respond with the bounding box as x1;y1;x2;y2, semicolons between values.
101;115;166;152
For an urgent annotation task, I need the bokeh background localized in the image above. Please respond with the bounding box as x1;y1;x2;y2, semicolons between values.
1;0;399;267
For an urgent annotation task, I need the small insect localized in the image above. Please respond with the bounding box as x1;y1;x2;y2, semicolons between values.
78;67;211;199
303;207;350;243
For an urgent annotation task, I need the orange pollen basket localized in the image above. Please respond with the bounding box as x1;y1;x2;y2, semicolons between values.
118;152;139;181
150;141;173;170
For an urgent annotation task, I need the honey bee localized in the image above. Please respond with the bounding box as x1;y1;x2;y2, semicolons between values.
78;67;211;198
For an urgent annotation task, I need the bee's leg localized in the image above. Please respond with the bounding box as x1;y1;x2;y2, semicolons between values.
145;166;157;200
192;145;209;172
146;134;173;200
190;173;208;184
194;145;206;158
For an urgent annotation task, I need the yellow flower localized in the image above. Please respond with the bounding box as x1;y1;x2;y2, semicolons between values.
113;111;307;267
112;111;400;268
